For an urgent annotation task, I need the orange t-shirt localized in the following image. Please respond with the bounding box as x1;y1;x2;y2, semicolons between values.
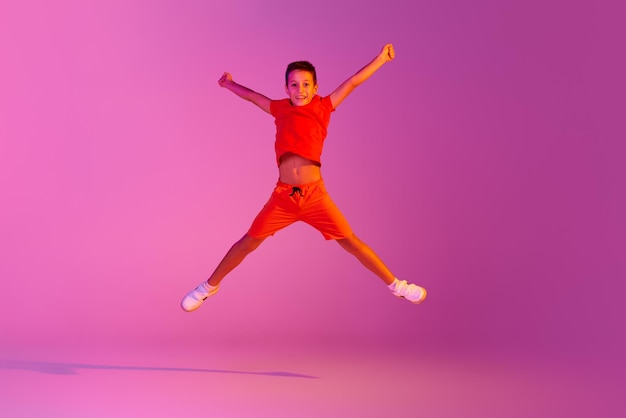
270;95;335;166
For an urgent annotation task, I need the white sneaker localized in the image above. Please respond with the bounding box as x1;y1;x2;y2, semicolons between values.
389;279;427;304
181;281;219;312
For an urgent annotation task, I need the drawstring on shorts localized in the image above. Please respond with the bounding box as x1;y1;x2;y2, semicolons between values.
289;186;303;197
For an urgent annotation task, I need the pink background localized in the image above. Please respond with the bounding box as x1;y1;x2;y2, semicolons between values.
1;0;624;369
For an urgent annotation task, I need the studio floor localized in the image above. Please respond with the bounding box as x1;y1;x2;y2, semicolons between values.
0;341;621;418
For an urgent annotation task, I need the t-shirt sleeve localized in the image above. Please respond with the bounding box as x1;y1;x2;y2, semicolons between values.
270;99;279;116
321;95;335;112
270;99;290;117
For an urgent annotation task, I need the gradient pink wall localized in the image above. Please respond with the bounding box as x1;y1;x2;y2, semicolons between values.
1;0;624;360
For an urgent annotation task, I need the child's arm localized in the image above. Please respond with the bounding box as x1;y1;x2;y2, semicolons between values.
329;44;395;109
218;72;272;114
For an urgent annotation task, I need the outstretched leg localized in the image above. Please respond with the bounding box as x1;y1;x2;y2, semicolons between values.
181;233;265;311
207;233;265;286
336;233;427;303
336;233;395;285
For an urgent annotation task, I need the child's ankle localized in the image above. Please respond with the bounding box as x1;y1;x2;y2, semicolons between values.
387;277;400;290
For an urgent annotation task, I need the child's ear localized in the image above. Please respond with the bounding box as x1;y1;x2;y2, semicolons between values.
285;85;290;95
314;84;318;93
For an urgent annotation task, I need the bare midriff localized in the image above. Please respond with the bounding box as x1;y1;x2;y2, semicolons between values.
278;152;322;185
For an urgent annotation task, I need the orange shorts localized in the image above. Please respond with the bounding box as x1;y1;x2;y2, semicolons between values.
248;179;353;240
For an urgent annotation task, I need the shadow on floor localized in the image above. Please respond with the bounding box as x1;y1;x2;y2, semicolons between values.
0;359;317;379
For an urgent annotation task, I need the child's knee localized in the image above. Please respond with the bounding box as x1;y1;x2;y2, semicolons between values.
337;233;359;251
240;234;265;252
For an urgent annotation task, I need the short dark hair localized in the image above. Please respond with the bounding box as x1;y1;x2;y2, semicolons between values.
285;61;317;85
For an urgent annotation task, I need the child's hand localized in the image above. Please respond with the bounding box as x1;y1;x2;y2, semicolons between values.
218;72;232;87
379;44;395;63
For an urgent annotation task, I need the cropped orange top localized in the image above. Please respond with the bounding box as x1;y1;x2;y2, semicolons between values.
270;95;335;166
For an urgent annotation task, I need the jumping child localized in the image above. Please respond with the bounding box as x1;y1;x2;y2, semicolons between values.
181;44;427;312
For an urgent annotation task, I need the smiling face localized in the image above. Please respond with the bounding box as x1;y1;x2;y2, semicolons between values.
285;70;318;106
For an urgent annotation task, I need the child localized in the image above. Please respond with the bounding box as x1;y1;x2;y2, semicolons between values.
182;44;427;312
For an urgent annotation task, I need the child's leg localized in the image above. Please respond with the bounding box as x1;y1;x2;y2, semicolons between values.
337;233;427;303
336;233;395;285
200;183;295;288
181;233;264;311
207;233;265;286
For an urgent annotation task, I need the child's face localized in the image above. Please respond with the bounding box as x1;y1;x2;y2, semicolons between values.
285;70;318;106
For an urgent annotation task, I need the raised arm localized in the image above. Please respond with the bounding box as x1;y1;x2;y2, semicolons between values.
218;72;272;114
329;44;395;109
